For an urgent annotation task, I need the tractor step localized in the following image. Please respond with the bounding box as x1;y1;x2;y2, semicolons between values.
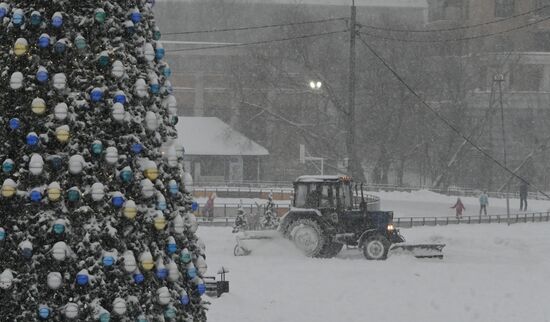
390;244;445;259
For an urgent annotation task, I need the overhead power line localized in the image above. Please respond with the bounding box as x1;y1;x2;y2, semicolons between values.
359;16;550;43
359;4;550;33
166;29;348;53
356;34;550;199
163;17;347;36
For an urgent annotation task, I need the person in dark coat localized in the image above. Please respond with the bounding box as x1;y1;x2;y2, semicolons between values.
451;198;466;219
519;181;528;211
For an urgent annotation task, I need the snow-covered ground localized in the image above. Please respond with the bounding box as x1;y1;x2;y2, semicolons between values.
202;191;550;322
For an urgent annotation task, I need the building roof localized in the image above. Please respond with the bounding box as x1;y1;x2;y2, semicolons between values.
156;0;427;8
175;117;269;156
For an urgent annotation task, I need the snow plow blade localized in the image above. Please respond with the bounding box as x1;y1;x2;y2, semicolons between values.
390;244;445;259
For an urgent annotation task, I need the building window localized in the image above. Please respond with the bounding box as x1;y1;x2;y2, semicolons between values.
510;65;542;92
495;0;514;17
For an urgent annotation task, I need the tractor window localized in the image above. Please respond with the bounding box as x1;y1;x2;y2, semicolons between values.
294;184;307;208
319;185;335;208
339;183;353;209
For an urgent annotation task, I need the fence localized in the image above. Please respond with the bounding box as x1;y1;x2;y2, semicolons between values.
198;211;550;227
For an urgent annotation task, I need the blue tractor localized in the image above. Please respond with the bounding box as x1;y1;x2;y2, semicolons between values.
279;176;444;260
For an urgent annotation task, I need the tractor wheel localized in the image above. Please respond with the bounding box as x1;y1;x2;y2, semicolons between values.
288;218;327;258
319;242;344;258
362;234;390;260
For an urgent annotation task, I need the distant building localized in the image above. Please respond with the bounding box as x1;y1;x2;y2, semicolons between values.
175;117;269;183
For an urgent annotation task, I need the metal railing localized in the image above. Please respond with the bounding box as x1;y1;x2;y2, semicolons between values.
197;211;550;227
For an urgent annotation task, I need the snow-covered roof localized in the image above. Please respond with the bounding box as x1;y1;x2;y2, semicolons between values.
295;175;343;183
175;117;269;156
156;0;427;8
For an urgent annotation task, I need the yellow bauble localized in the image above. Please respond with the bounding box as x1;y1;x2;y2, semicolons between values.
144;168;159;181
154;217;166;230
124;207;137;220
141;260;154;271
31;101;46;115
14;43;28;56
48;188;61;201
1;186;16;198
56;130;70;143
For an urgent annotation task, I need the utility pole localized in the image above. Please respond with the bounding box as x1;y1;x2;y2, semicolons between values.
347;0;363;180
494;73;510;217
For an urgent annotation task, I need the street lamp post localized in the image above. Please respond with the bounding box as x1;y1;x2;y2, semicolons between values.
494;73;510;217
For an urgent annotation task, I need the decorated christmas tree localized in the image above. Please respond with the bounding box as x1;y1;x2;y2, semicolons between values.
0;0;207;320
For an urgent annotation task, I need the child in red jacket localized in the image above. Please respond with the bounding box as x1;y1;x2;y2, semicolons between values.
451;198;465;219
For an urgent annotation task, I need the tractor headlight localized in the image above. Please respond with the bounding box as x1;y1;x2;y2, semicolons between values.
387;224;395;231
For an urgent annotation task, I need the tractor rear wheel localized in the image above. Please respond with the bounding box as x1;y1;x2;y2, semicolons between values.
362;234;390;260
288;218;327;258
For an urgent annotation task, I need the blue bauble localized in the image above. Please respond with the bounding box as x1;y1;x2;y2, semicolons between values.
169;184;179;196
157;201;167;211
112;196;124;208
0;230;6;241
2;161;14;174
36;70;49;83
163;66;172;77
30;13;42;26
67;190;80;202
155;48;165;60
8;118;20;130
0;8;6;19
38;307;50;319
180;294;190;305
91;143;103;155
137;317;148;322
21;248;32;259
90;88;104;102
120;170;133;183
54;41;66;54
50;156;63;170
187;267;197;279
180;252;192;264
133;272;144;284
197;283;206;295
30;190;42;202
99;312;110;322
53;223;65;235
191;202;199;211
38;35;50;48
166;243;177;254
130;11;141;24
150;84;160;94
131;143;143;154
103;256;115;267
156;268;168;280
76;273;89;286
52;16;63;28
164;308;176;319
27;134;39;146
12;12;24;25
114;93;127;105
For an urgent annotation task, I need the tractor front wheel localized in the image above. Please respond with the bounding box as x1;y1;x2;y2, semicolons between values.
362;235;390;260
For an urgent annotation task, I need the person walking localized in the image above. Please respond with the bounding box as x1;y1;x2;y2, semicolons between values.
519;181;528;211
451;197;466;219
203;193;216;222
479;191;489;215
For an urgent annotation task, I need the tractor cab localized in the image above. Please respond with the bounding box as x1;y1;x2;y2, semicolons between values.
292;175;354;211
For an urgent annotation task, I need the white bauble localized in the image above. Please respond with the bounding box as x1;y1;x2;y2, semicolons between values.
112;297;127;315
68;155;85;174
167;261;179;282
52;241;67;261
145;111;158;131
134;78;148;98
47;272;62;290
143;43;155;62
123;251;137;273
112;103;125;121
29;154;44;175
65;303;79;319
0;269;14;289
173;214;185;235
91;182;105;201
10;72;23;90
112;60;125;78
54;103;68;121
196;256;208;275
105;147;119;165
53;73;66;90
141;179;154;198
157;286;171;305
